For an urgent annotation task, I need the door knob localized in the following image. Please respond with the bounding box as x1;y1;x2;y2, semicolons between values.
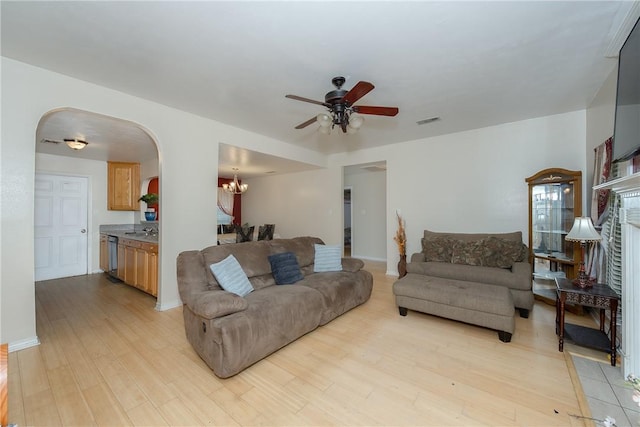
81;229;86;233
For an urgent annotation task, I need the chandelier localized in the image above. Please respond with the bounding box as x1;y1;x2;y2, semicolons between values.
222;168;248;195
316;110;364;135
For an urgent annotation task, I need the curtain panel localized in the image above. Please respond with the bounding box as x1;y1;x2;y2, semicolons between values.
217;188;234;218
590;137;613;282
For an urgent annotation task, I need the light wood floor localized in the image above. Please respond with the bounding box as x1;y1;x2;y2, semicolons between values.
9;262;598;426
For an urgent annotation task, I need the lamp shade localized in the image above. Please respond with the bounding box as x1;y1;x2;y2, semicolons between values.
565;217;602;242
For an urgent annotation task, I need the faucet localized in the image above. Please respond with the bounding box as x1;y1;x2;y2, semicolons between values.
142;227;157;236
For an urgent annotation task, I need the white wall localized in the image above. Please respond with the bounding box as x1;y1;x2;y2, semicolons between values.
241;168;342;245
35;154;135;273
330;111;587;275
344;168;386;261
0;58;326;348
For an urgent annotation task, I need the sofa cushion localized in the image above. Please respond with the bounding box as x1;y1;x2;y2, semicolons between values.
423;229;522;243
406;261;531;291
482;236;527;268
269;236;324;268
451;240;485;266
268;251;303;285
314;244;342;272
299;270;373;324
422;236;454;262
202;240;273;290
209;254;254;297
210;285;325;377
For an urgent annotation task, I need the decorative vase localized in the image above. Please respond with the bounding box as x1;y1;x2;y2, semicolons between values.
144;211;157;221
398;254;407;278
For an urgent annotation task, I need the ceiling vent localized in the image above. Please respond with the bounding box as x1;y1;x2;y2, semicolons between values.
417;117;440;125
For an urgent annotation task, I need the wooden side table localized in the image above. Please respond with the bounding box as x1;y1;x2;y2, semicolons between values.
555;277;619;366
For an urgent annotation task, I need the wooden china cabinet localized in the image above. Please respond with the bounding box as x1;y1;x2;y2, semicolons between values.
526;168;582;303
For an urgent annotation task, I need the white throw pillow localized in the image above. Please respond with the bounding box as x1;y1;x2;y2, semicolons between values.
209;254;254;297
313;244;343;272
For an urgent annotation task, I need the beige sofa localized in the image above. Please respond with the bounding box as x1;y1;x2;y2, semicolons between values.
177;236;373;378
393;230;532;342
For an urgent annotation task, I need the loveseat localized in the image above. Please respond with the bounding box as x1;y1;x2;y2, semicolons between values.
393;230;533;342
177;236;373;378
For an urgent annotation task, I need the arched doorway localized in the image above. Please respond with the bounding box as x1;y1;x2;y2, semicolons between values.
34;108;160;297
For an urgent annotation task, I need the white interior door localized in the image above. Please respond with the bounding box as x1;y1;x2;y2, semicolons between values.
35;173;88;281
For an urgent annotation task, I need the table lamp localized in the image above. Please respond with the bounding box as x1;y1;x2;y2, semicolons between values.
565;217;602;288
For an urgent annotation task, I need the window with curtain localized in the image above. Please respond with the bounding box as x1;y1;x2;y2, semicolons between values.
217;188;234;225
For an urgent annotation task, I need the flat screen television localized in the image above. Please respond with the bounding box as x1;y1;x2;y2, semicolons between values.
612;17;640;165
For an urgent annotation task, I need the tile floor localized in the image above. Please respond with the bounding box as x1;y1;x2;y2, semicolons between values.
572;354;640;426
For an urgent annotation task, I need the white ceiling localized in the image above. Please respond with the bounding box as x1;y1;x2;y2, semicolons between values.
3;1;639;174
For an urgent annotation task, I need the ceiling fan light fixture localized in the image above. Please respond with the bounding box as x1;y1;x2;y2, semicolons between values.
349;114;364;129
64;138;88;150
317;112;332;127
318;125;331;135
346;125;358;135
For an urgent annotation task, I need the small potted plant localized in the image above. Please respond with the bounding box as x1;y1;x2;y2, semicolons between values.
139;193;158;221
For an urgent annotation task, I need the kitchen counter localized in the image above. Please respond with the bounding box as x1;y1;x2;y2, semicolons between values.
103;230;158;243
99;224;159;243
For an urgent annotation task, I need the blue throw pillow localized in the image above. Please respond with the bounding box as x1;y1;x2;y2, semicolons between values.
313;244;342;272
268;252;303;285
209;254;254;297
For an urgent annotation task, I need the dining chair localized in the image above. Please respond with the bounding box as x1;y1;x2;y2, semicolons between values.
236;225;255;243
258;224;275;241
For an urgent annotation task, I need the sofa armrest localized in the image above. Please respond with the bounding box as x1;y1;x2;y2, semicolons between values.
342;257;364;272
410;252;425;263
187;290;248;320
511;262;532;290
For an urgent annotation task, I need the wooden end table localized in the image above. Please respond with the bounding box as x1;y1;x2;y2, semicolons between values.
555;277;619;366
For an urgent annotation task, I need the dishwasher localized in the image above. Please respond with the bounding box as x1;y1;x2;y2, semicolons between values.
108;235;119;278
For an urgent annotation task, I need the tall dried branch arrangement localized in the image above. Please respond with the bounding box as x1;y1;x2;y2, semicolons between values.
393;212;406;256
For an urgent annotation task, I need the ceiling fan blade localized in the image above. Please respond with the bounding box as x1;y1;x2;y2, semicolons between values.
342;81;375;105
294;116;318;129
286;94;330;107
352;105;399;116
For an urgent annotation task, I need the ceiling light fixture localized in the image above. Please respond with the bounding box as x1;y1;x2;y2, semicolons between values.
64;138;88;150
222;168;248;195
317;111;365;135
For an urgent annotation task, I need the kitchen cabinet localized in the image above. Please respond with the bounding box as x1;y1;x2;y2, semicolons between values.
99;234;109;272
119;238;158;297
108;161;140;211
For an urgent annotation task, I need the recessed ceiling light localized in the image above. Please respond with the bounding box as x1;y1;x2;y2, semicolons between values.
417;117;441;125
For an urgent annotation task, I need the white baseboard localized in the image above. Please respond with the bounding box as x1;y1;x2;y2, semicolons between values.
386;269;400;277
155;299;182;311
351;254;386;262
9;336;40;352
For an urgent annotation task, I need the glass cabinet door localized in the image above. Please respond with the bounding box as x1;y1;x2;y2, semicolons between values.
526;169;582;280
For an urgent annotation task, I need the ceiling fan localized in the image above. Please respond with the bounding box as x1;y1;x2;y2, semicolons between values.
286;76;399;134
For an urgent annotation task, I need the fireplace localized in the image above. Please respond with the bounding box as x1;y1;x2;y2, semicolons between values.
595;172;640;377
